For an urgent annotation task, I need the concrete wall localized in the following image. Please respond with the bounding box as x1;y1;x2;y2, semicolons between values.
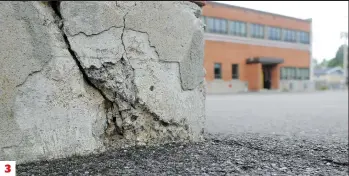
314;75;346;83
313;79;347;90
206;80;248;94
0;1;205;163
280;80;315;92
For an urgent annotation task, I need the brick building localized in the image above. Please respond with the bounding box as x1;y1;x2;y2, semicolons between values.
202;2;312;93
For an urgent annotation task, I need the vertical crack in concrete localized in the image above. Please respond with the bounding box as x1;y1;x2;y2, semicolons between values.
121;12;129;59
48;1;124;142
48;2;106;99
48;1;193;148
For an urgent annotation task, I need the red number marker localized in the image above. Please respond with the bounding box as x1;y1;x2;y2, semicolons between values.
5;164;11;173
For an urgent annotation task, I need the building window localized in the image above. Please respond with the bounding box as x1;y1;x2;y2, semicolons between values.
305;69;309;80
290;67;297;79
281;67;287;80
296;68;302;80
206;17;227;34
281;67;294;80
283;29;297;43
207;17;214;33
214;63;222;79
232;64;239;79
268;26;281;40
299;68;310;80
296;68;309;80
229;21;246;37
250;23;264;39
299;31;310;44
281;67;309;80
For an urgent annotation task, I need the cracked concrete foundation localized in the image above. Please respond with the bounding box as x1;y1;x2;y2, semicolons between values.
0;1;205;163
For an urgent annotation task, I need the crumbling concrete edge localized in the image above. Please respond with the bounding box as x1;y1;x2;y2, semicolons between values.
46;1;197;148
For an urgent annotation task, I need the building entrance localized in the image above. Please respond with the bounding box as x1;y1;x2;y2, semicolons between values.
262;65;273;89
246;57;284;91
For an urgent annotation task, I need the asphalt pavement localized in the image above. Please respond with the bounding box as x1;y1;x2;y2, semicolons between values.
206;90;348;144
18;90;349;175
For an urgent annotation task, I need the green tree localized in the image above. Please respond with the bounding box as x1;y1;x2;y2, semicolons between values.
327;44;348;68
319;59;328;67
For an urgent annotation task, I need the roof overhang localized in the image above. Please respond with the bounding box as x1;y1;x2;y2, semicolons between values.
246;57;284;65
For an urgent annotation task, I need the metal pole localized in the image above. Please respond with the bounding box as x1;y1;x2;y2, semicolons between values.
340;15;348;86
344;39;348;85
309;19;313;82
341;32;348;81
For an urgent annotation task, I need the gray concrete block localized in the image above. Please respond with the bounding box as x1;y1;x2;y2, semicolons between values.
0;1;205;163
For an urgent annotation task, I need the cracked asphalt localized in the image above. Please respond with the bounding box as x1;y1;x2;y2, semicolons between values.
18;90;348;175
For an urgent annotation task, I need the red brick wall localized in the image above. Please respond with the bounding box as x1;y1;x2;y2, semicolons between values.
271;65;281;89
203;2;311;31
246;63;262;91
204;41;310;82
202;3;311;90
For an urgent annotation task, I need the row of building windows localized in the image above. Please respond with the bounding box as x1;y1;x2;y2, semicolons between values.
206;17;227;34
230;21;247;37
214;63;239;79
280;67;309;80
268;27;282;41
283;29;297;43
299;31;310;44
214;64;309;80
202;16;310;44
250;23;264;39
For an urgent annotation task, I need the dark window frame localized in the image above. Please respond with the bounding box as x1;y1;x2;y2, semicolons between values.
214;63;222;79
232;64;239;79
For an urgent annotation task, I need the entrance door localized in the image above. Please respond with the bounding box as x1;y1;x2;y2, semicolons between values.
262;65;272;89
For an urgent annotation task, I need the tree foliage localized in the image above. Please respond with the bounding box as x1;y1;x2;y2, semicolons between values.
327;44;348;68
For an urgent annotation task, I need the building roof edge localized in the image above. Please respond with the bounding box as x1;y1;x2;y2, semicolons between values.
207;1;312;23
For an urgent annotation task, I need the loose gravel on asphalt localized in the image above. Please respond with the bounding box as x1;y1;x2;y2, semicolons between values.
18;91;349;175
17;134;348;175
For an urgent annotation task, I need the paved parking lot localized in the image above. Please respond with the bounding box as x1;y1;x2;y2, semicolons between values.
206;90;348;144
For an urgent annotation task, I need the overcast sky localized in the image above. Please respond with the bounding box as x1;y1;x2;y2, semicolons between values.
215;1;348;62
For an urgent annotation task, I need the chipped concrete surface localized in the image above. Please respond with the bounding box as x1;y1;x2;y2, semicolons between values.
16;91;349;175
0;2;106;163
0;1;205;163
60;2;125;36
124;1;205;90
61;1;205;147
